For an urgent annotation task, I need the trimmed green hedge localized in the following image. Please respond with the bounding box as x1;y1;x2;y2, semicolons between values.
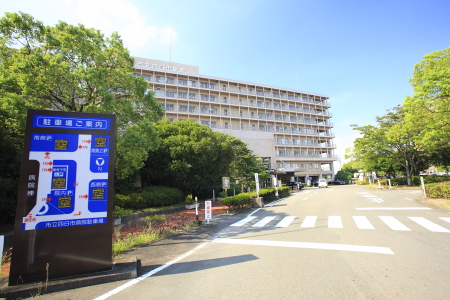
115;186;184;209
377;176;450;187
357;180;369;185
220;187;291;209
425;182;450;199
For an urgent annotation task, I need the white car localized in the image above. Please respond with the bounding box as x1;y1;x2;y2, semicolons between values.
318;179;328;188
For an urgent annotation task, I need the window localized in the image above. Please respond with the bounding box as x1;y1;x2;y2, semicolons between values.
163;104;174;111
300;163;306;168
273;92;281;98
200;107;217;114
250;100;254;106
166;77;174;84
188;106;196;113
293;139;301;145
276;150;290;157
294;151;301;157
210;95;216;102
209;83;216;90
201;94;209;101
223;109;228;116
290;116;299;122
274;103;282;109
276;138;289;145
189;93;196;100
156;76;164;83
259;125;272;132
308;163;313;169
179;105;188;112
224;122;228;129
305;128;315;135
307;139;316;145
276;126;287;132
200;82;209;88
275;114;285;121
289;105;297;111
223;85;227;91
155;90;165;97
179;79;187;86
188;80;196;87
179;92;188;99
133;73;140;77
293;163;298;168
256;90;264;96
223;96;227;103
166;91;175;97
288;95;295;100
258;113;271;119
314;163;319;169
291;127;300;133
143;74;151;81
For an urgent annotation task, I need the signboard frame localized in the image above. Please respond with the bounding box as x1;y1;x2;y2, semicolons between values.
9;109;116;286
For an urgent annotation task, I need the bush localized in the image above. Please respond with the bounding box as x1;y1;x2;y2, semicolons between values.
0;177;18;225
220;194;253;209
114;186;184;209
425;182;450;199
357;180;369;185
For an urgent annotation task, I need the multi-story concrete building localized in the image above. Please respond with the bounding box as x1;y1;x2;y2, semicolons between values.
133;57;337;183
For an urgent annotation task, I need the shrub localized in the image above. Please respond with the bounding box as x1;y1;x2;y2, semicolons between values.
220;194;253;209
425;182;450;199
114;186;184;209
357;180;369;185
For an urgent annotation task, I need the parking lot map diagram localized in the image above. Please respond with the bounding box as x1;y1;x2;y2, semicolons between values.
9;110;116;285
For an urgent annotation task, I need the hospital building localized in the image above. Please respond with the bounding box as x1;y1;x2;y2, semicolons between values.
133;57;337;183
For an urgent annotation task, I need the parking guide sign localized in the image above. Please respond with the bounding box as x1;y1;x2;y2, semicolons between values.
9;109;116;286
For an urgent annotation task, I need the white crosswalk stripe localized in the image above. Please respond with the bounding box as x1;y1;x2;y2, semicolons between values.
275;216;296;227
253;216;276;227
353;216;375;229
300;216;317;227
230;216;256;227
230;215;450;233
408;217;450;233
379;216;411;231
328;216;343;228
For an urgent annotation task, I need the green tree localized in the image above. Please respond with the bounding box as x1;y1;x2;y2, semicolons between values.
141;119;262;198
0;12;163;223
403;46;450;152
349;106;428;186
0;12;164;179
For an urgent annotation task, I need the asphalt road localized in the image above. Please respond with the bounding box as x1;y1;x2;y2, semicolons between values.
43;185;450;300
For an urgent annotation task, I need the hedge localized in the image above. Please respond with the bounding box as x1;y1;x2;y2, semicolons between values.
115;186;184;209
425;182;450;199
377;176;450;187
220;187;291;209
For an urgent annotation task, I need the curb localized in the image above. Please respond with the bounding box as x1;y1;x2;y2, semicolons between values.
0;257;139;299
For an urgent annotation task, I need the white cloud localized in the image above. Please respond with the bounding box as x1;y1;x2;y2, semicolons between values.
73;0;168;49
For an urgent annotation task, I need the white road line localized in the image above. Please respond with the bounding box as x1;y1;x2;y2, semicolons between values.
248;208;261;217
379;216;411;231
230;216;256;227
212;238;394;255
408;217;450;233
405;198;412;201
253;216;276;227
439;217;450;224
353;216;375;229
328;216;343;228
275;216;296;227
355;207;432;210
93;241;210;300
300;216;317;227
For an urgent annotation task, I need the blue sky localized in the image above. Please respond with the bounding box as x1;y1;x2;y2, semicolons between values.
2;0;450;170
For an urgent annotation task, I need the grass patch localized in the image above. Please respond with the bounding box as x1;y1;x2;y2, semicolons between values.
113;232;160;255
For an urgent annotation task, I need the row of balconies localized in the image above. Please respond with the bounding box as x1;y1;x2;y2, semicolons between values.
164;108;333;127
275;141;336;148
276;153;338;159
154;90;332;111
135;73;330;107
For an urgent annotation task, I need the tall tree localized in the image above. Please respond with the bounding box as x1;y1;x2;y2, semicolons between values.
141;119;264;197
349;106;428;186
0;12;164;179
403;46;450;152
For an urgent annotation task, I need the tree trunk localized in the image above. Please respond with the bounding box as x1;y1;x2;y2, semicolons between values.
405;158;413;186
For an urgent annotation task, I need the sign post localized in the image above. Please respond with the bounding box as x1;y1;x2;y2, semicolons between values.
204;201;212;224
254;173;260;198
9;109;116;286
222;177;230;196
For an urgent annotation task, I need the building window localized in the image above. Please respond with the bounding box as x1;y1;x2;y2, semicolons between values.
156;76;164;83
201;94;209;101
223;109;228;116
300;163;306;168
308;163;313;169
314;163;319;169
275;114;285;121
305;128;315;135
189;106;196;113
276;138;289;145
200;107;217;114
209;83;216;90
259;125;272;132
293;163;298;168
223;85;227;91
179;105;188;112
223;96;227;103
155;90;165;97
166;91;175;97
189;93;196;100
224;122;228;129
293;139;302;145
179;92;188;99
276;126;287;133
133;73;140;77
188;80;196;87
142;74;151;81
179;79;187;86
274;103;282;109
168;118;174;122
290;116;299;122
200;82;209;88
210;95;216;102
163;104;174;111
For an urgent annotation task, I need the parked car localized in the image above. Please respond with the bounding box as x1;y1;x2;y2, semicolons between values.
318;178;328;188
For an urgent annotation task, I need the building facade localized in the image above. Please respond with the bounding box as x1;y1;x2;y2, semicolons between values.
133;57;337;183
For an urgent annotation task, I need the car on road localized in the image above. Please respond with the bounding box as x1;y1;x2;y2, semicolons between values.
318;178;328;188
